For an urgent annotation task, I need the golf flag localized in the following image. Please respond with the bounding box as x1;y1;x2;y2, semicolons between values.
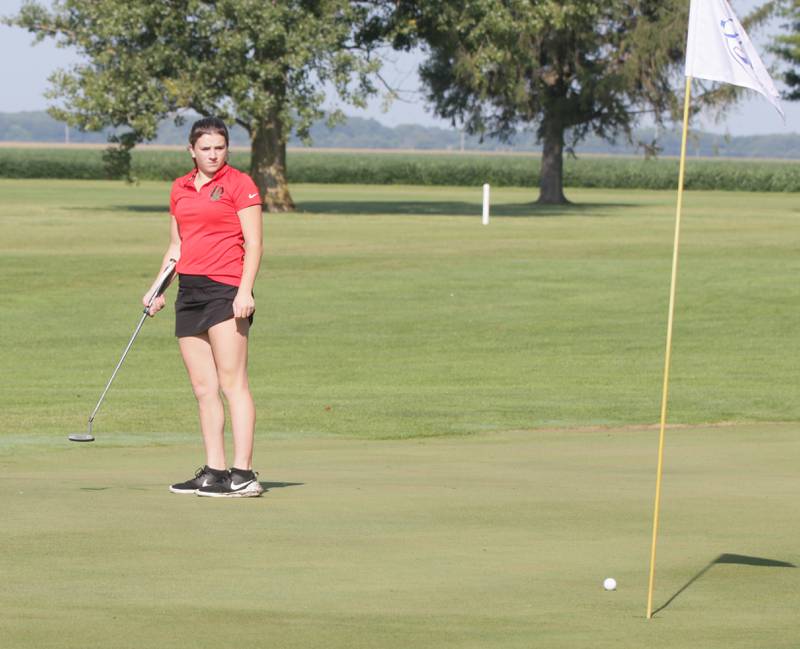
647;1;785;621
685;0;784;118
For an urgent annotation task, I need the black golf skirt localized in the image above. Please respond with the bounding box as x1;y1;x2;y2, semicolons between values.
174;274;253;338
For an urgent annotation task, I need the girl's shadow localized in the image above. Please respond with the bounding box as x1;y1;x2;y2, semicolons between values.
259;481;304;492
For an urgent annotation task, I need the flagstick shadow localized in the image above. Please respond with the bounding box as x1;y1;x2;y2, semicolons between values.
653;553;796;616
652;559;715;616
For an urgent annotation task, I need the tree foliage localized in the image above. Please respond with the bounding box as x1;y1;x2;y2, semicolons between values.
386;0;770;204
770;0;800;99
5;0;382;211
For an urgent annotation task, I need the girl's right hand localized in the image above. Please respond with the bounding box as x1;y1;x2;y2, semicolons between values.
143;291;166;317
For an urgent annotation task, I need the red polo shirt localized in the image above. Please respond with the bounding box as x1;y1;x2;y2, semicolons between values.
170;164;261;286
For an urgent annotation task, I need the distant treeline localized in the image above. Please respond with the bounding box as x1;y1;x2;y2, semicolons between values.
2;147;799;192
1;110;799;159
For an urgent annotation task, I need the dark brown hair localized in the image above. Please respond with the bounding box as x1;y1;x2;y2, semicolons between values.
189;117;229;147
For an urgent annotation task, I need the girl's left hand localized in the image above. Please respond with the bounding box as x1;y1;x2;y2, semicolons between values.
232;290;255;319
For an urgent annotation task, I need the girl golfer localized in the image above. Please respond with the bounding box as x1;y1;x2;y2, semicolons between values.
144;117;264;497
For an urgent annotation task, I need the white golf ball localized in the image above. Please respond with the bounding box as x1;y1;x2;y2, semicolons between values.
603;577;617;591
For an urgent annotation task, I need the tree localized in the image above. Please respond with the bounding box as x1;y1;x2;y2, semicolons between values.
5;0;382;212
385;1;694;204
770;0;800;99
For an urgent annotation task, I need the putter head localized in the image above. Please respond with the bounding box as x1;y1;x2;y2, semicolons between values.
68;433;95;442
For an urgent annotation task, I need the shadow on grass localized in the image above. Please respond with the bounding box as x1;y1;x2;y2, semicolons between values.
653;553;796;616
73;200;636;218
260;481;304;492
68;205;166;214
118;205;166;213
78;483;304;492
297;200;635;218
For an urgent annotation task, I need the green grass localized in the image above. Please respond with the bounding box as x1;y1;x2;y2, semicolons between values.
1;180;799;648
1;180;798;444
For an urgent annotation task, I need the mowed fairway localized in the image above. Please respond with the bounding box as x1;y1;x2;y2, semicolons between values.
1;179;799;647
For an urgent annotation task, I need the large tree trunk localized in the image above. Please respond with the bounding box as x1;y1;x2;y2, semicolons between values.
537;119;568;205
250;112;295;213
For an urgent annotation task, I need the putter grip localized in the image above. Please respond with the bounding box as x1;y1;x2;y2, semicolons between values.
145;260;177;310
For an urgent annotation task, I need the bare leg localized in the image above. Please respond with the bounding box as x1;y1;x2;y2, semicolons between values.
208;317;255;470
178;333;226;470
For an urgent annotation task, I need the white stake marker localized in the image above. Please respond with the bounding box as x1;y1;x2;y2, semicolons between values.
482;183;490;225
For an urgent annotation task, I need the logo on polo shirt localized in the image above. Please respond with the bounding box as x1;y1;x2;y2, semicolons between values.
210;186;225;201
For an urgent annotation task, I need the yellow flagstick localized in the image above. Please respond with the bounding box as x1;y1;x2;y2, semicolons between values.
646;75;693;620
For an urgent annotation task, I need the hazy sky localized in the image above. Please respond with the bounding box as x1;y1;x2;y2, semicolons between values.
0;0;794;135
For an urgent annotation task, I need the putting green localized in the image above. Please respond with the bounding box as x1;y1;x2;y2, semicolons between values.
1;423;799;648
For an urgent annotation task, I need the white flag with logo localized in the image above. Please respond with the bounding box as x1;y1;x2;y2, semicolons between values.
685;0;784;118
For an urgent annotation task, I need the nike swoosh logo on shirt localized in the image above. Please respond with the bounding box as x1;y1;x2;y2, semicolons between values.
248;193;258;199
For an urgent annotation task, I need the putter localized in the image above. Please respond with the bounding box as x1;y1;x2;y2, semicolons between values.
69;260;177;442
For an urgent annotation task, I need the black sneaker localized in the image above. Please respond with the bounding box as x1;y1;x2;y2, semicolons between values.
196;467;264;498
169;466;229;494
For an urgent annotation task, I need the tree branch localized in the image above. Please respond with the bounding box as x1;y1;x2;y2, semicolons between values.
235;117;251;133
12;18;80;42
373;68;417;104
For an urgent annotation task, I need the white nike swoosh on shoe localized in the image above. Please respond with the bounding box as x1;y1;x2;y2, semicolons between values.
248;193;258;199
200;478;213;487
230;480;253;490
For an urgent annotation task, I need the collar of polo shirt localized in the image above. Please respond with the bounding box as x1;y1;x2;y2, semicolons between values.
183;163;232;188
